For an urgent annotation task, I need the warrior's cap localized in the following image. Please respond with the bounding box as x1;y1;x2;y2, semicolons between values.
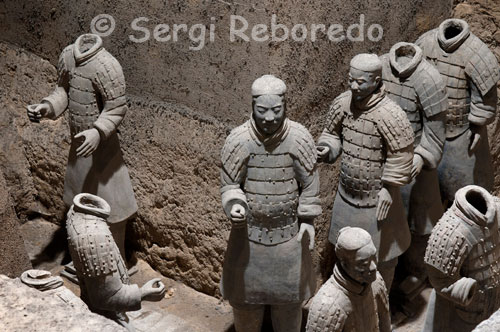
350;53;382;73
251;75;287;96
336;227;374;259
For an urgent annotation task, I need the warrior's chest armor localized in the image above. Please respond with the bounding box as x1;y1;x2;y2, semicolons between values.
244;142;299;244
67;62;102;137
383;77;422;144
426;47;470;138
339;106;386;207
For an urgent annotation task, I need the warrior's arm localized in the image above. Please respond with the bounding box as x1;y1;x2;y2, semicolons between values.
373;273;391;332
415;112;446;169
469;81;497;127
294;159;322;222
86;275;142;312
93;56;128;140
382;145;413;186
317;96;346;163
427;266;477;306
220;166;248;218
41;48;71;119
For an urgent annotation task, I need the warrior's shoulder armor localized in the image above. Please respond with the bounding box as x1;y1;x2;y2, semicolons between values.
221;122;252;180
424;209;474;276
462;33;500;96
413;59;448;118
325;91;350;133
371;272;389;312
373;97;414;151
92;49;127;100
306;279;348;332
288;121;317;172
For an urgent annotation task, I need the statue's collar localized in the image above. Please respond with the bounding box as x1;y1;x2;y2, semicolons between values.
333;264;369;296
453;185;497;228
437;18;470;53
249;116;290;147
389;42;423;78
74;34;104;64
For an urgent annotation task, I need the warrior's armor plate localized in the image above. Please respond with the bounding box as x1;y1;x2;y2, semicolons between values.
325;91;414;207
416;22;500;138
221;119;320;245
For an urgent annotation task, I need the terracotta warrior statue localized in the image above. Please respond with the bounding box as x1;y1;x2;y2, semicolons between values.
423;185;500;332
306;227;391;332
317;53;414;290
66;193;165;331
27;33;137;263
220;74;322;332
416;19;500;204
380;42;447;296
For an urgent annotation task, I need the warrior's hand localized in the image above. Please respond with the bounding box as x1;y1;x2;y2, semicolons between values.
441;277;478;306
468;127;482;153
411;154;424;179
141;278;166;302
297;223;315;250
316;145;330;162
376;187;393;221
27;103;50;123
75;128;101;158
230;204;246;225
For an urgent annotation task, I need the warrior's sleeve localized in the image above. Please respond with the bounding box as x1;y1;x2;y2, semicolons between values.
469;81;497;127
93;51;128;139
424;213;475;306
86;275;142;312
413;61;447;169
372;272;391;332
42;45;72;119
378;102;414;186
220;125;250;218
317;92;349;163
464;35;500;127
291;123;322;222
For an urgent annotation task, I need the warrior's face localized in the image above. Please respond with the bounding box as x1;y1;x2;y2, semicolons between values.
253;94;285;135
342;242;378;284
348;67;380;103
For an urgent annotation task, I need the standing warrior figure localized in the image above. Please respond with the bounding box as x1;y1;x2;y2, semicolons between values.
306;227;391;332
220;75;322;332
66;193;165;331
27;33;137;260
380;42;447;294
423;185;500;332
416;19;500;203
317;54;414;290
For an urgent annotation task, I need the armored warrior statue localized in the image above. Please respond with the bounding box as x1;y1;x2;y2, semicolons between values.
416;19;500;203
66;193;165;331
317;54;414;290
306;227;391;332
220;75;321;332
27;33;137;262
423;185;500;332
380;42;447;296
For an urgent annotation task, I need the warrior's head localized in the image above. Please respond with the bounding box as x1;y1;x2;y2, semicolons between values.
251;75;287;135
349;53;382;103
336;227;378;284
